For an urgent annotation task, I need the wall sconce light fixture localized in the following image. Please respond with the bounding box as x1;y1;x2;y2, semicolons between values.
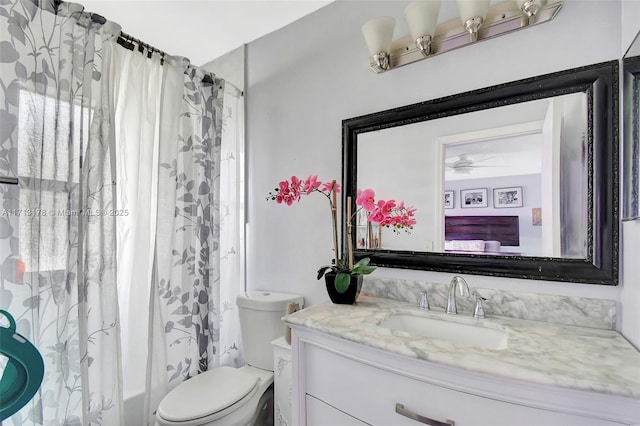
404;0;441;56
362;17;396;72
457;0;490;42
362;0;563;73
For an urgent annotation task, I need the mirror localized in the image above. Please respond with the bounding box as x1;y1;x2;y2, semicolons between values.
343;61;619;285
357;93;588;258
623;31;640;221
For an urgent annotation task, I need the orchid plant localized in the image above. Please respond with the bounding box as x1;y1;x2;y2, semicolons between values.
267;175;416;293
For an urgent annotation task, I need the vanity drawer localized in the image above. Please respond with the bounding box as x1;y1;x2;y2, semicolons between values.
305;394;368;426
303;343;625;426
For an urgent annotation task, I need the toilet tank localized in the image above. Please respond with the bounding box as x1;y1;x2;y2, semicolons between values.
236;291;303;370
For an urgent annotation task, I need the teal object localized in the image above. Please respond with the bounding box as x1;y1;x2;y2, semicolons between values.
0;310;44;421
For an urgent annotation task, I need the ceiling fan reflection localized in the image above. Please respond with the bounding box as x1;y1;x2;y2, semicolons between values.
445;154;504;174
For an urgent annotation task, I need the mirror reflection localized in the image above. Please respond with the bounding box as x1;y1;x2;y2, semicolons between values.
623;30;640;221
358;92;588;259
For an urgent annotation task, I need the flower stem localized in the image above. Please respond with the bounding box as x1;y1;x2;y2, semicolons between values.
331;180;339;266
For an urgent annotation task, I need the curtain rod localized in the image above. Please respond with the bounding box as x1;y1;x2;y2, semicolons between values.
91;13;243;95
114;28;243;96
117;30;168;64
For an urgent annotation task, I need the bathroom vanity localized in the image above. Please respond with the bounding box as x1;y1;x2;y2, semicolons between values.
272;336;294;426
284;294;640;426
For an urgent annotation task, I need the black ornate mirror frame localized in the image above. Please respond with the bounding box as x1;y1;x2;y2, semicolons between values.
342;60;618;285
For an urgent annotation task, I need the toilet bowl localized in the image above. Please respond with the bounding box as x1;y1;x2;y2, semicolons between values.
155;291;303;426
155;365;273;426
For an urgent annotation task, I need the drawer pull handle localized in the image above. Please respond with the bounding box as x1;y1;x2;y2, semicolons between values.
395;403;455;426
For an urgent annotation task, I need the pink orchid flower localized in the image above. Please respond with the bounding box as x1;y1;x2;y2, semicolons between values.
376;199;396;215
275;180;290;204
321;181;340;193
356;188;376;212
275;177;303;205
290;176;302;197
268;176;417;271
303;175;321;194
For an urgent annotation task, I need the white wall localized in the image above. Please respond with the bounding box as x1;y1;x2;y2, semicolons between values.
202;46;245;91
245;0;633;340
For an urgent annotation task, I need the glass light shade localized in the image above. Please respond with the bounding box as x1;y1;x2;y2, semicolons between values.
362;17;395;55
404;1;442;41
456;0;491;22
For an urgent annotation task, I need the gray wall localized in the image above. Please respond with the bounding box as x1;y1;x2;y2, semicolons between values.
244;0;639;345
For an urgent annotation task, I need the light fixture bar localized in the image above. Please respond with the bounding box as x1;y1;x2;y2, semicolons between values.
369;0;563;73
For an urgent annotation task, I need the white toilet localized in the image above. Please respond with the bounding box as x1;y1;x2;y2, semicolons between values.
155;291;303;426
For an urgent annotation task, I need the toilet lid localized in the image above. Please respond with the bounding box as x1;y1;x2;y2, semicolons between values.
157;366;259;422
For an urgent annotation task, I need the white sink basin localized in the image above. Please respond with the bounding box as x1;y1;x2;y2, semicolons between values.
378;314;508;350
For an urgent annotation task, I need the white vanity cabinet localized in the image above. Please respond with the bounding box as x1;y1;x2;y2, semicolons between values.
290;327;639;426
272;337;294;426
305;395;369;426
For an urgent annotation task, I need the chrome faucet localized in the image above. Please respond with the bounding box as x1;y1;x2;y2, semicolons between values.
446;276;470;315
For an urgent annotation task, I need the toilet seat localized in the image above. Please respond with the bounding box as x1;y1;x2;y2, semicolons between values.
157;366;259;424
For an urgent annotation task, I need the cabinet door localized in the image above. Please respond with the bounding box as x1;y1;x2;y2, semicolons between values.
306;395;369;426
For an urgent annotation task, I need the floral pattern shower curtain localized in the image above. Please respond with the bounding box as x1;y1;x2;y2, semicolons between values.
218;81;245;369
0;0;122;424
112;49;244;416
144;58;242;423
1;1;244;424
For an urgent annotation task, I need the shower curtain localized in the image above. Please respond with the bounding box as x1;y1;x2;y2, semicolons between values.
145;57;227;424
112;48;244;422
0;0;244;424
112;48;244;423
0;0;123;424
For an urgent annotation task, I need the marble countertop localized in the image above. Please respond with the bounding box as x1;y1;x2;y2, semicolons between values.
283;295;640;399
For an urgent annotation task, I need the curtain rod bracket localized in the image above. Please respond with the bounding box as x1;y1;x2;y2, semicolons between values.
91;13;106;24
119;31;168;60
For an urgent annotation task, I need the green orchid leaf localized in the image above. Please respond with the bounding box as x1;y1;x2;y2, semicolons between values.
317;266;331;280
353;257;371;268
351;257;375;275
334;272;351;293
352;265;376;275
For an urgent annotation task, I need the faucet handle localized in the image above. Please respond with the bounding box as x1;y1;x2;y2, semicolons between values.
473;294;486;319
419;291;430;310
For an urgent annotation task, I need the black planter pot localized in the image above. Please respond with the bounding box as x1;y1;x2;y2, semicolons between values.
324;272;363;305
